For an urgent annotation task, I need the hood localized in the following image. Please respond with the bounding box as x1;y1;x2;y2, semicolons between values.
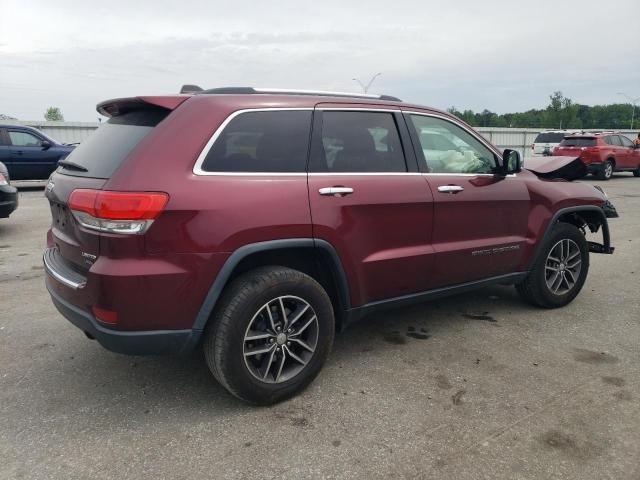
524;156;587;181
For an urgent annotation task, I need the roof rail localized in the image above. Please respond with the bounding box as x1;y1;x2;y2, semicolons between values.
190;86;402;102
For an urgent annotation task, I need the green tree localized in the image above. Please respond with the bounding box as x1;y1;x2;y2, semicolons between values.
44;107;64;121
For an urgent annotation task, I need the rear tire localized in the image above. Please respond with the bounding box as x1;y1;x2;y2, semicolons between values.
597;160;614;180
516;223;589;308
633;168;640;178
204;266;335;405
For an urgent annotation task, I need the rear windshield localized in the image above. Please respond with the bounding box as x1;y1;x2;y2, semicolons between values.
559;137;596;147
57;108;168;178
534;133;567;143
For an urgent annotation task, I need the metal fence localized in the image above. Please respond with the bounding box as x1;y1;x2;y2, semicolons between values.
9;121;640;157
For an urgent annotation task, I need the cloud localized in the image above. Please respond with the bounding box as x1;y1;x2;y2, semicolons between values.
1;0;639;120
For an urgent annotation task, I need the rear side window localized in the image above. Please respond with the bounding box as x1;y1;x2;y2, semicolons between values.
559;137;596;147
201;111;312;173
311;111;406;172
58;108;168;178
534;133;567;143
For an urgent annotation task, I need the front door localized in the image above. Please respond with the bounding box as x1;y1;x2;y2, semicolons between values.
307;107;435;307
404;112;530;287
6;129;58;180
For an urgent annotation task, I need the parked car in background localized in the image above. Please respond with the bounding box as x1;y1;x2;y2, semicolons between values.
0;125;75;180
0;161;18;218
531;130;579;156
553;132;640;180
44;87;616;404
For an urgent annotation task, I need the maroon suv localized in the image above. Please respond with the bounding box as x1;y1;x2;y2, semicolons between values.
43;88;617;404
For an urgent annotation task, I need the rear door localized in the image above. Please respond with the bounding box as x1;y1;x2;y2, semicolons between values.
307;106;435;307
404;112;530;287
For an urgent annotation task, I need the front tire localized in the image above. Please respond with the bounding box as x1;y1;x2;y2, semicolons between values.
204;266;335;405
597;160;614;180
516;223;589;308
633;168;640;178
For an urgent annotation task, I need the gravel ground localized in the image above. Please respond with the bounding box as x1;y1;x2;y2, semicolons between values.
1;176;639;480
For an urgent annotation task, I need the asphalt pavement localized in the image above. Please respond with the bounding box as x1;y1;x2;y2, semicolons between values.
1;176;639;479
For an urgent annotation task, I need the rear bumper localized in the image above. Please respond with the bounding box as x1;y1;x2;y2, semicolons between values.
0;185;18;218
46;280;202;355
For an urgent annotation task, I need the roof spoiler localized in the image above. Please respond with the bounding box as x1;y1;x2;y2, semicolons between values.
97;96;189;117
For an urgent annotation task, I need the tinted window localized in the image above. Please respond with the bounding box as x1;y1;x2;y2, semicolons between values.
201;111;312;173
559;137;596;147
8;130;42;147
313;111;406;172
619;135;634;147
58;108;168;178
609;135;623;146
410;115;497;174
534;132;567;143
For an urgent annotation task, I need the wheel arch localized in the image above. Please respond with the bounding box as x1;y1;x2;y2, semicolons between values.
527;206;612;270
192;239;351;333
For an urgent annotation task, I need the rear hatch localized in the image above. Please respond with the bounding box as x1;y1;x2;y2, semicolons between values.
532;132;567;155
554;137;596;156
45;97;184;275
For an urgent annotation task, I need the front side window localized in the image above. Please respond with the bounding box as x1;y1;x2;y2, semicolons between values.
8;130;42;147
409;115;497;174
313;111;407;172
619;135;634;147
201;111;312;173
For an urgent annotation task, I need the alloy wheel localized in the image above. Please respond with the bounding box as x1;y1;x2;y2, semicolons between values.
243;296;319;384
545;239;582;295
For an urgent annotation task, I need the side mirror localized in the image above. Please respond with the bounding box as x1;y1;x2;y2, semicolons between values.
41;140;52;150
499;149;521;175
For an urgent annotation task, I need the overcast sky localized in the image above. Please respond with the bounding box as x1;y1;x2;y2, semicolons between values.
1;0;639;121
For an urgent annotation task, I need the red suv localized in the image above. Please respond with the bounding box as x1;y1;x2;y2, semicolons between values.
553;132;640;180
43;88;617;404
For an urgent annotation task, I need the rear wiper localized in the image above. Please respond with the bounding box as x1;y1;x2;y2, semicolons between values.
57;160;88;172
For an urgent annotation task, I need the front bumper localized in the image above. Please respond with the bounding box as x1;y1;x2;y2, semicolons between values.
45;276;202;355
0;184;18;218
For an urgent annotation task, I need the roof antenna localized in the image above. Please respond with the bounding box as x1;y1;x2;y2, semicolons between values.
180;84;203;94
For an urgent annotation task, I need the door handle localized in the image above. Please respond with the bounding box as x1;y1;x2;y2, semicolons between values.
14;150;23;155
437;185;464;194
319;187;354;196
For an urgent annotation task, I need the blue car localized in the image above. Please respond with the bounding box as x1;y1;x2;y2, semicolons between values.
0;124;75;180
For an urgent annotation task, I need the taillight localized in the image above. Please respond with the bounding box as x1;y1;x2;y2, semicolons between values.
0;173;7;186
68;189;168;234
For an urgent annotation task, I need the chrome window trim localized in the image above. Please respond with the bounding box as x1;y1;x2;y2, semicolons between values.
192;107;515;177
192;108;313;176
308;172;421;176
